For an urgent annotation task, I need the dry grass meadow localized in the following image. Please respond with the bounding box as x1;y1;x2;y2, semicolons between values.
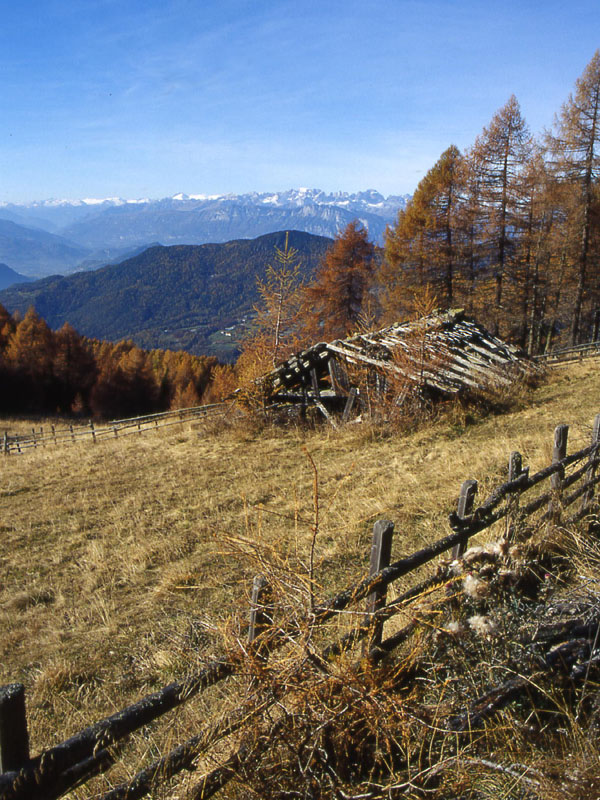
2;359;600;797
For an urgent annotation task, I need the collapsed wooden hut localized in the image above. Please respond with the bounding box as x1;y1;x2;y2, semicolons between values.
255;309;536;423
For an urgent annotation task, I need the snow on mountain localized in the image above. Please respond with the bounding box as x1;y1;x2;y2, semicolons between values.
3;188;408;215
0;189;411;255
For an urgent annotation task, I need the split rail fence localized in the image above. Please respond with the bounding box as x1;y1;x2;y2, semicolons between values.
535;339;600;366
2;414;600;799
2;402;233;455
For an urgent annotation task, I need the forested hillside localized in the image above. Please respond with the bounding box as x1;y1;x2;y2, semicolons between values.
0;305;219;418
0;230;331;358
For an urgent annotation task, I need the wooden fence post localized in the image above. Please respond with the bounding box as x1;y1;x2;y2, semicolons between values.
506;451;528;540
113;426;118;439
15;436;21;454
90;420;97;444
508;451;523;483
0;683;30;773
364;520;394;650
248;576;271;660
31;429;37;449
549;424;569;522
3;432;8;455
70;424;75;443
51;424;57;445
582;414;600;513
451;479;478;559
138;421;142;435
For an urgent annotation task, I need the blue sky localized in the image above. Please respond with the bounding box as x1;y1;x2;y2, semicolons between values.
1;0;598;202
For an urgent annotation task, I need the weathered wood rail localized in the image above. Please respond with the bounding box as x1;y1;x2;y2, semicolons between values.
535;339;600;365
2;414;600;799
2;402;233;455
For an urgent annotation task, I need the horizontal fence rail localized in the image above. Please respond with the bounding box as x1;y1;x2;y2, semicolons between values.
2;402;234;455
535;340;600;365
2;414;600;799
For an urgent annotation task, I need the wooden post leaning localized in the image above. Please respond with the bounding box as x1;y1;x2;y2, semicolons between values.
549;424;569;522
2;432;8;455
582;413;600;513
451;479;479;560
363;520;394;651
89;420;97;444
0;683;30;774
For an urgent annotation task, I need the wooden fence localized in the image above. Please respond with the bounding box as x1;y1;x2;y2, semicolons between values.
2;402;233;455
1;414;600;799
535;339;600;365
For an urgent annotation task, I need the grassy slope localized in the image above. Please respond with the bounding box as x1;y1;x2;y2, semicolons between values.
1;361;600;793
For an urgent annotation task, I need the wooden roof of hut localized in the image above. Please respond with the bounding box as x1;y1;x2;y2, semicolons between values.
258;310;536;421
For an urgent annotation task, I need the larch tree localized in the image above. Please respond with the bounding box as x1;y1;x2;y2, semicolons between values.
381;145;464;320
5;307;56;411
302;221;375;341
515;149;559;352
236;232;306;389
468;95;532;335
252;231;305;367
53;322;97;413
546;50;600;344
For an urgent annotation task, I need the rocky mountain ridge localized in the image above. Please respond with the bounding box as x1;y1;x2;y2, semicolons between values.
0;189;408;275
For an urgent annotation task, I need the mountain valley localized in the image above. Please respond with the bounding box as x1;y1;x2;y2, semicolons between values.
0;230;332;359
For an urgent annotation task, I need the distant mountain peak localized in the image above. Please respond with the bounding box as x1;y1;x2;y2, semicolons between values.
0;189;412;271
6;188;409;210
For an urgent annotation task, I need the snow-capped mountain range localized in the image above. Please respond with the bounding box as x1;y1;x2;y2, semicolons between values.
0;189;410;277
